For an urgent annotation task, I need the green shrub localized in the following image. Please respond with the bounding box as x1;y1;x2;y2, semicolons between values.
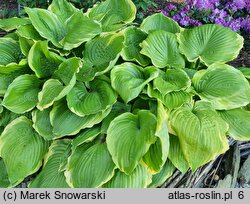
0;0;249;188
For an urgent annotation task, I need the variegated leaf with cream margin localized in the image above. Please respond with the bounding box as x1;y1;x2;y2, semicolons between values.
107;110;157;174
2;74;42;114
170;101;229;171
143;101;169;173
178;24;243;66
28;41;64;79
140;30;185;68
0;116;49;186
140;13;180;34
65;143;115;188
25;0;101;50
0;38;27;74
29;139;71;188
32;108;54;140
88;0;136;32
50;100;111;138
111;62;159;103
168;135;189;174
77;32;124;82
121;26;150;66
102;164;152;188
0;17;30;32
148;160;176;188
192;64;250;110
218;108;250;141
37;57;81;110
67;76;117;116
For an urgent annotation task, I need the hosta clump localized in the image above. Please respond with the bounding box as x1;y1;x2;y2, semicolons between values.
0;0;250;188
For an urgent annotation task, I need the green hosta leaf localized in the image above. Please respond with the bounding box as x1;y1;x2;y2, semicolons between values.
170;101;229;171
101;102;131;134
147;85;192;109
111;62;159;103
29;139;71;188
32;108;53;140
238;67;250;79
107;110;157;174
53;57;81;85
19;37;34;56
0;108;20;129
0;159;10;187
168;135;189;173
0;116;49;186
65;143;115;188
2;75;42;114
0;100;2;114
121;26;150;66
17;24;43;41
67;77;117;116
48;0;79;21
28;41;64;79
25;7;65;48
0;38;26;74
72;126;101;149
26;4;101;50
162;90;192;110
193;64;250;110
0;68;28;96
37;57;81;110
77;33;124;82
148;160;175;188
140;13;180;33
37;79;66;109
143;101;169;174
102;164;152;188
0;59;27;75
183;68;198;79
140;30;185;68
153;69;191;95
60;11;101;50
178;24;244;65
50;101;111;137
218;108;250;141
0;17;30;32
88;0;136;32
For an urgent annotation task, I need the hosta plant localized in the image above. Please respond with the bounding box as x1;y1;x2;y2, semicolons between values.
0;0;249;188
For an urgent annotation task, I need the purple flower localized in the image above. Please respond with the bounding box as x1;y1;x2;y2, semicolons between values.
210;9;229;22
214;18;227;27
161;9;169;16
241;18;250;35
179;16;192;26
246;0;250;12
190;19;203;26
227;0;246;11
191;0;220;10
172;14;181;22
232;0;246;10
228;19;242;32
164;4;177;11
